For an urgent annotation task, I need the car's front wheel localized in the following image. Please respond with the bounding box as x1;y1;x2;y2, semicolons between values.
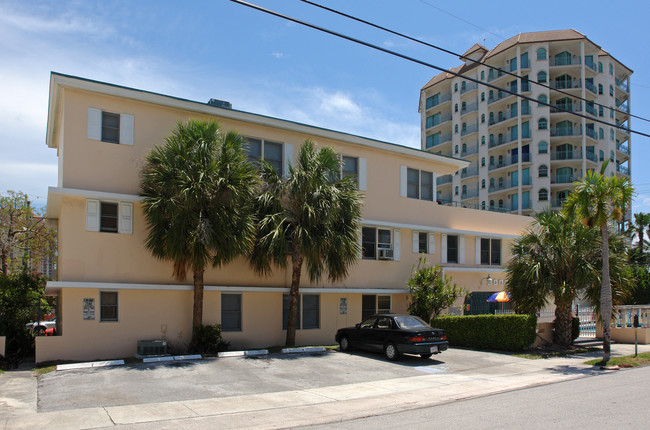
384;342;400;361
420;353;433;359
339;336;352;352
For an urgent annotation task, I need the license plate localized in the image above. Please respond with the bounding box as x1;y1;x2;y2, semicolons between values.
430;346;438;353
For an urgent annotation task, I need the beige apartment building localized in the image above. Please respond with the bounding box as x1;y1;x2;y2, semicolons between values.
420;30;632;215
38;73;530;362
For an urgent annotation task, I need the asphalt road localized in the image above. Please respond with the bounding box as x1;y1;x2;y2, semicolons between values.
297;365;650;429
37;347;526;412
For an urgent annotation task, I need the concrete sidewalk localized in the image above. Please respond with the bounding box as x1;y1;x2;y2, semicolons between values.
2;343;649;429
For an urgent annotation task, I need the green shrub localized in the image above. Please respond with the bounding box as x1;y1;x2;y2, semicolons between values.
189;324;230;355
431;314;537;352
572;317;580;341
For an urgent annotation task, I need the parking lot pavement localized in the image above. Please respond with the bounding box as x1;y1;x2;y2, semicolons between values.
37;348;530;413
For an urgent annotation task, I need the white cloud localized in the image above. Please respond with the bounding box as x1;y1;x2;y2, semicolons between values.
271;52;287;59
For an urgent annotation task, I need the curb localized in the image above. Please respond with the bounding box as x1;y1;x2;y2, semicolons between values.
218;349;269;358
57;360;125;371
281;347;327;354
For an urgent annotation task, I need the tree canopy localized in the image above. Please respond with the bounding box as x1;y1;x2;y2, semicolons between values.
407;258;465;323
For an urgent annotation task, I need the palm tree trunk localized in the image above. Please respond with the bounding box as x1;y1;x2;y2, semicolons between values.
553;298;573;347
192;269;205;330
639;228;644;252
601;225;612;363
286;253;304;347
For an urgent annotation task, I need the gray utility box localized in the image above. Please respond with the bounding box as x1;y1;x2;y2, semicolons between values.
137;339;167;356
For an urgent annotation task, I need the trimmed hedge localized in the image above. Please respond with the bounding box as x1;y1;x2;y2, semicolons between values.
431;314;537;352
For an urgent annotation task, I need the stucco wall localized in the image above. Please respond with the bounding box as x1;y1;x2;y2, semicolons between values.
0;336;5;358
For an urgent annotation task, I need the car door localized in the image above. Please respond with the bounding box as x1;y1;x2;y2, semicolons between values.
368;316;392;351
354;316;378;350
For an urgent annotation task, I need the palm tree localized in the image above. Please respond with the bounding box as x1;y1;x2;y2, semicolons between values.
564;162;633;362
626;212;650;252
506;210;602;346
249;139;362;346
140;119;257;332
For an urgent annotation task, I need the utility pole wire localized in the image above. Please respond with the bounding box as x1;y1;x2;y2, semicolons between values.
301;0;646;125
232;0;649;139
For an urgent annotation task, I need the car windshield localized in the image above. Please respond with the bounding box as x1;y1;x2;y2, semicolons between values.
394;315;431;329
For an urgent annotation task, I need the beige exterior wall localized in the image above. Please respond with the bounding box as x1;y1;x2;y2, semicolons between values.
42;74;532;362
0;336;5;358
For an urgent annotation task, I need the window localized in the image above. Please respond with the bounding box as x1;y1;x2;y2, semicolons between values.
598;62;603;73
537;48;546;60
481;136;485;145
521;52;529;68
362;227;392;260
454;103;458;112
610;129;614;140
302;294;320;329
599;150;604;161
100;202;118;233
454;124;458;133
86;199;133;234
481;114;485;123
282;294;301;330
446;235;459;264
362;295;391;320
425;94;438;109
481;157;486;167
481;71;485;80
455;186;459;196
490;199;495;208
100;291;118;322
481;201;486;210
407;168;433;201
609;85;614;96
101;112;120;143
481;92;485;102
539;165;548;177
598;84;603;95
413;231;435;254
480;238;501;265
537;71;547;83
418;232;428;253
599;106;604;117
509;57;517;72
455;145;459;154
481;179;486;189
221;294;242;331
426;133;439;148
609;63;614;75
538;118;548;130
454;83;458;92
246;138;284;176
538;140;548;153
461;81;466;92
610;150;615;162
341;155;358;184
539;188;548;201
599;128;604;139
537;94;547;107
87;108;134;145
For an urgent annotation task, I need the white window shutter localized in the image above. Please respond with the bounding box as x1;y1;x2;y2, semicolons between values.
393;229;401;262
357;228;362;259
412;231;419;253
86;199;100;231
358;157;367;191
459;235;466;264
432;173;437;201
476;237;481;264
120;114;134;145
119;202;133;234
428;233;435;254
283;143;293;178
400;166;407;197
441;234;447;263
87;108;101;141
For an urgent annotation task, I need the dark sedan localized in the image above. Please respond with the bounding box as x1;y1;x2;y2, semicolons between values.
335;314;448;361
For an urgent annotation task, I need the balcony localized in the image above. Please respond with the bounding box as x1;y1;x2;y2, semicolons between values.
617;164;630;176
549;56;581;67
549;79;581;90
585;103;597;116
425;93;452;110
436;174;453;185
550;127;582;138
461;166;479;178
550;101;582;114
488;91;511;105
461;144;479;157
487;69;507;82
551;149;597;163
461;123;479;136
460;82;478;95
585;128;597;140
426;132;453;148
615;78;630;93
461;187;479;200
616;102;630;114
551;174;578;184
488;153;530;171
616;143;630;155
488;110;518;126
584;59;597;73
585;80;597;94
460;102;479;116
488;179;517;193
489;133;518;149
426;113;452;129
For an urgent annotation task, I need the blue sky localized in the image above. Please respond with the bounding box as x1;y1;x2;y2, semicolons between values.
1;0;649;212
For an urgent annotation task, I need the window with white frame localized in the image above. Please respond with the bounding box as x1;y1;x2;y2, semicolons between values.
479;238;501;265
87;108;134;145
361;294;391;320
446;235;459;263
221;293;242;331
100;291;118;322
86;199;133;234
442;234;464;264
412;231;435;254
362;227;398;261
405;167;434;201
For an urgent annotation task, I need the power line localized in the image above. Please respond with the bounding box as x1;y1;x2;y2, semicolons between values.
414;0;506;41
232;0;650;139
300;0;648;125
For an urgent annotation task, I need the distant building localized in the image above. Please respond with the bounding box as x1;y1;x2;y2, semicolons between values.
419;30;632;215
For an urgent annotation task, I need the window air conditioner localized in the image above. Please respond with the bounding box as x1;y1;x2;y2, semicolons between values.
378;248;394;260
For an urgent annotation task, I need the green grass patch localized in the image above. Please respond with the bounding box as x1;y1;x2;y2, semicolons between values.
515;347;600;359
33;365;56;376
584;351;650;367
